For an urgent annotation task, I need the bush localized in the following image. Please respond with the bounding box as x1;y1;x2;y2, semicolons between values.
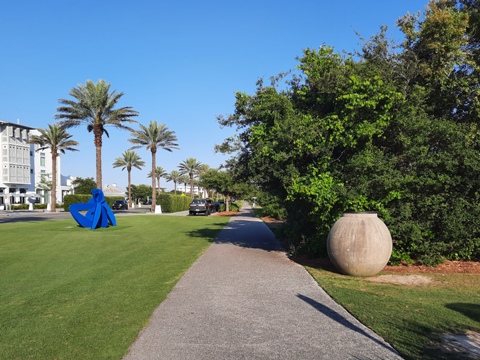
229;202;241;212
63;195;124;212
156;193;191;213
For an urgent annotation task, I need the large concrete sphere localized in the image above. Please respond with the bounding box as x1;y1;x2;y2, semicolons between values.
327;212;392;276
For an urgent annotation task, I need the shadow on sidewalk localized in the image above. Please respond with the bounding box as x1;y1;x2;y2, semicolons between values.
297;294;399;356
215;217;285;252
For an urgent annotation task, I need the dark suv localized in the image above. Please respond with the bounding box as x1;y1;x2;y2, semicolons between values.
112;199;128;210
189;199;214;216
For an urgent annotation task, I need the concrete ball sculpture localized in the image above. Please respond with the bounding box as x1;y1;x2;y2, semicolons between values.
327;212;392;276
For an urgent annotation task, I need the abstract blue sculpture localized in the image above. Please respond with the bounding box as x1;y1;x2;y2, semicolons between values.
69;189;117;230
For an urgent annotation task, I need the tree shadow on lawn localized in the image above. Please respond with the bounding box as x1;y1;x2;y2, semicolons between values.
296;294;401;357
446;303;480;323
184;222;230;244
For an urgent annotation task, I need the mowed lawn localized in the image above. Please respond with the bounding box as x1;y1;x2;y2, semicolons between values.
0;215;230;360
307;265;480;360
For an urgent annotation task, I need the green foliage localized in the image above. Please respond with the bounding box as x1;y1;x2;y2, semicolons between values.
229;202;241;212
217;1;480;264
63;194;123;212
308;265;480;360
156;193;191;212
130;184;152;201
71;177;97;195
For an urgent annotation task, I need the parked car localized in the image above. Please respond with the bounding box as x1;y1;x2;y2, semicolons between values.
112;199;128;210
189;199;214;216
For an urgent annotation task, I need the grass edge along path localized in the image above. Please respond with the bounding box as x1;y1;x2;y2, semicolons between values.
306;265;480;360
0;215;230;360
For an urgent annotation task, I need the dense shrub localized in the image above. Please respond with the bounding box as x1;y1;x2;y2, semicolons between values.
157;193;191;213
63;195;124;212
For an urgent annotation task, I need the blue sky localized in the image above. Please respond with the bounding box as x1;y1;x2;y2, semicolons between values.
1;0;428;191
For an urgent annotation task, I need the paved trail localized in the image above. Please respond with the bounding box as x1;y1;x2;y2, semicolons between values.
123;204;402;360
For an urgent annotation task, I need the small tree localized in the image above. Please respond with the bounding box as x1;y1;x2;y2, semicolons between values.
128;121;179;212
178;158;202;198
72;177;97;195
166;170;181;195
113;150;145;208
180;174;189;195
28;124;79;212
147;166;167;193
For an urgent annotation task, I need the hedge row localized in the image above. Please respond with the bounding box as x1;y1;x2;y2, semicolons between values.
63;195;124;212
157;193;191;213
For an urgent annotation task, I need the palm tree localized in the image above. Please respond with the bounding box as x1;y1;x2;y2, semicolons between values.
28;124;79;212
147;166;167;193
55;79;139;189
198;164;211;198
166;170;181;195
112;151;145;208
180;174;190;195
128;121;179;212
178;158;202;198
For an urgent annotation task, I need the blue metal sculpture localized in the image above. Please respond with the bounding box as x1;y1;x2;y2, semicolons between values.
69;189;117;230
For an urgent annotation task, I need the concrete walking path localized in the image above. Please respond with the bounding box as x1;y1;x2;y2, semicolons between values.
123;204;402;359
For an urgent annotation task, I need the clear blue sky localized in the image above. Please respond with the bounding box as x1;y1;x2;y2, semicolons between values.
1;0;428;191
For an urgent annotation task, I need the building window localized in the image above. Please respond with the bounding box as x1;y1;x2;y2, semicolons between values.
40;153;46;167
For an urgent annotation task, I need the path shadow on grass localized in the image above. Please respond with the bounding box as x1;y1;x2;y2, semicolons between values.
297;294;400;357
446;303;480;323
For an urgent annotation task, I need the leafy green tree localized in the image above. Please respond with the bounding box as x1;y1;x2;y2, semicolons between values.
71;177;97;195
29;124;79;212
178;158;202;198
112;150;145;208
130;184;152;202
217;2;480;263
128;121;179;212
55;79;139;189
147;166;167;192
165;170;181;195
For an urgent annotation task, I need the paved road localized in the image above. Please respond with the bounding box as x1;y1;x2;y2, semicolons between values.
0;208;167;224
123;204;402;360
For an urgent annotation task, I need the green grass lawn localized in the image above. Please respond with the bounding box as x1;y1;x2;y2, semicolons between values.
306;264;480;360
0;215;230;360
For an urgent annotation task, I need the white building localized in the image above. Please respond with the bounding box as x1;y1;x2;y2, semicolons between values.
176;184;206;198
0;121;75;209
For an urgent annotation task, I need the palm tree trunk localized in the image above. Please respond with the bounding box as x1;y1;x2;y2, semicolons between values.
174;180;177;195
190;174;194;198
151;149;156;212
94;128;103;189
127;169;132;208
51;151;57;212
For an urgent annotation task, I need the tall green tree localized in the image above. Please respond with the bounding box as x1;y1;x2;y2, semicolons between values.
128;121;179;212
178;158;202;198
55;79;139;189
71;177;97;195
165;170;181;195
112;150;145;208
147;166;167;192
29;124;79;212
217;1;480;263
130;184;152;202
